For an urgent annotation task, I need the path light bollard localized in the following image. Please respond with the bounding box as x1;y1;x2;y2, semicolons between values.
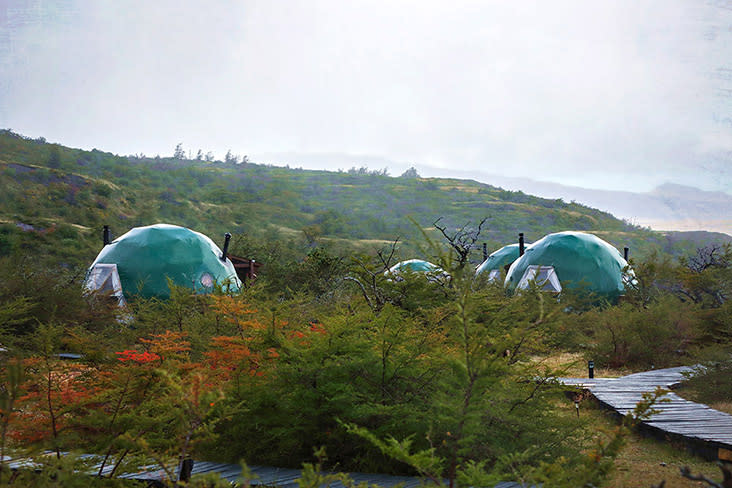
178;458;194;482
588;360;594;379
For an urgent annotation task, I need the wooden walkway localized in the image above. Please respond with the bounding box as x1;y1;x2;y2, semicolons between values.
561;366;732;461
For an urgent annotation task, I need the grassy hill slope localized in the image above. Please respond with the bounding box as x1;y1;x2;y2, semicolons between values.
1;130;728;267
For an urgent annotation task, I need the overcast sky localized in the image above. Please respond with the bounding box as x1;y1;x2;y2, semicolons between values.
1;0;730;194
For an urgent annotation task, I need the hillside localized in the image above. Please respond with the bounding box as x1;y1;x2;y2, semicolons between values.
443;170;732;235
0;130;728;268
252;153;732;236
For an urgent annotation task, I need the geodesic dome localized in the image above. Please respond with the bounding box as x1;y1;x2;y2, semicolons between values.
475;243;529;282
85;224;241;300
388;259;441;274
386;259;448;282
504;231;629;299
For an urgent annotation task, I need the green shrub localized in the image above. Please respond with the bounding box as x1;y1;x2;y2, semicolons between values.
680;359;732;405
581;295;702;369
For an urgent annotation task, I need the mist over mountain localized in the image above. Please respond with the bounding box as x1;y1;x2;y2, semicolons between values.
466;176;732;236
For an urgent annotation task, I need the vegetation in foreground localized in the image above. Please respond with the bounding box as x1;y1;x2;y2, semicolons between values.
1;130;731;486
677;361;732;416
0;224;730;487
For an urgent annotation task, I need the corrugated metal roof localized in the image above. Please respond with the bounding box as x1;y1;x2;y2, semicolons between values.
3;455;526;487
120;461;433;487
123;461;526;487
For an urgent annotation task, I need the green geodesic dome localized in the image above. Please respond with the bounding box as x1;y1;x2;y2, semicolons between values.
475;243;529;277
504;231;628;299
388;259;441;275
88;224;241;300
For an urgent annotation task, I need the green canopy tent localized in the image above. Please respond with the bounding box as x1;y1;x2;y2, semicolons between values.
475;243;530;282
386;259;448;282
85;224;241;300
504;231;630;300
388;259;441;274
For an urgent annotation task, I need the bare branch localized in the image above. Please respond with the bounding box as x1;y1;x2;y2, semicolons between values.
508;375;548;413
679;464;728;488
377;237;400;270
432;217;489;269
343;276;375;311
688;245;724;273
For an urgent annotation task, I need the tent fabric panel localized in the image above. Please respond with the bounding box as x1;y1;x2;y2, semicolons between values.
386;259;449;284
486;269;501;282
388;259;441;274
476;243;528;277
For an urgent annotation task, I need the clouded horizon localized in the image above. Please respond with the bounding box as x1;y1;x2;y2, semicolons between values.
1;0;730;194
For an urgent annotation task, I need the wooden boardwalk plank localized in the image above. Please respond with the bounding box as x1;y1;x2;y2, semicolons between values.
560;366;732;459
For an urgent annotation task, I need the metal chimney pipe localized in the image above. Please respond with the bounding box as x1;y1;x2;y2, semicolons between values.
482;243;488;261
624;247;629;261
221;233;232;261
518;233;525;256
103;225;111;246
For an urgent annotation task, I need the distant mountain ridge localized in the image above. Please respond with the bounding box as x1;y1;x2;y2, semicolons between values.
468;175;732;236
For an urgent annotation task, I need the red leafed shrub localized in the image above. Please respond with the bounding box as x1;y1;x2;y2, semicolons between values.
115;350;161;363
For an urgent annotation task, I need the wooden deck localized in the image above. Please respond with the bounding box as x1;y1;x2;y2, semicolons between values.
561;366;732;461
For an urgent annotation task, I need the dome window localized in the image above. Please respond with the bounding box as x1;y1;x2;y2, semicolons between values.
200;272;214;288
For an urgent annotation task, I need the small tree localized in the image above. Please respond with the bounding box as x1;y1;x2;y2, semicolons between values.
432;217;488;271
224;150;239;164
0;359;23;484
400;166;420;178
47;144;61;168
173;143;186;160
